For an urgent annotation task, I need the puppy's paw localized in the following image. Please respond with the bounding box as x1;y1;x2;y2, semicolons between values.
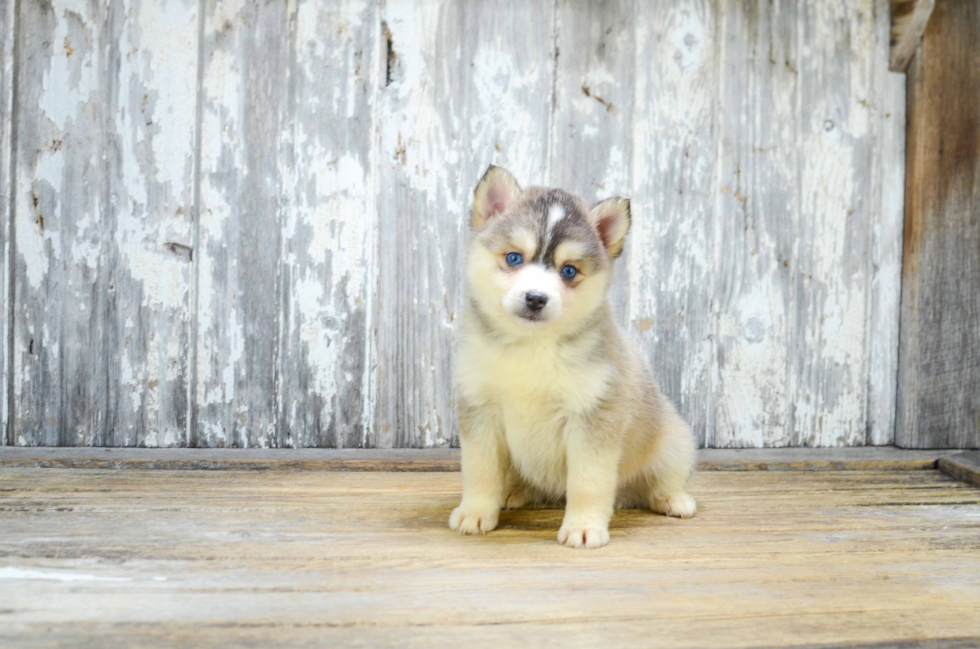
449;503;499;535
557;523;610;549
652;492;697;518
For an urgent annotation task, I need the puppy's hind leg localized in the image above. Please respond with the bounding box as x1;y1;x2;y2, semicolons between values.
503;473;542;510
644;413;697;519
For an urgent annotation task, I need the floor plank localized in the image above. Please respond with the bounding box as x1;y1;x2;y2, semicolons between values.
1;468;979;648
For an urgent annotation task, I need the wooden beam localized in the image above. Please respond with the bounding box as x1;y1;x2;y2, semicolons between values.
890;0;936;72
938;451;980;488
0;447;967;473
897;0;980;449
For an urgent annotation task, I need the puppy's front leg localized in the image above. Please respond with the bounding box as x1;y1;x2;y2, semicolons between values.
559;422;621;549
449;405;506;535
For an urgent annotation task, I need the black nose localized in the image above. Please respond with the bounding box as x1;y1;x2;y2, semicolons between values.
525;291;548;312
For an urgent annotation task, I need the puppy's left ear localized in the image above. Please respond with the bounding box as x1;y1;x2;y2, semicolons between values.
472;165;521;228
589;197;631;257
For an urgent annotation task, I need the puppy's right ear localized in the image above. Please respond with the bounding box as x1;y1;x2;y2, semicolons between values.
472;165;520;228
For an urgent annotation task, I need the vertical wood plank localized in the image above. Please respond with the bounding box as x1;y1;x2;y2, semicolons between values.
867;0;906;446
12;0;110;446
792;0;879;446
711;0;895;447
550;0;634;325
0;0;14;445
278;0;378;447
104;0;198;446
712;0;799;447
897;0;980;449
628;0;718;447
195;0;290;448
12;0;197;447
372;0;556;447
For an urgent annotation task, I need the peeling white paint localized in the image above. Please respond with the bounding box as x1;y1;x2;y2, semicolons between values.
39;10;97;132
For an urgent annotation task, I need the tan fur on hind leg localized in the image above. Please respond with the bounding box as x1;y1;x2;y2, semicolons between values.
643;414;697;519
503;484;532;509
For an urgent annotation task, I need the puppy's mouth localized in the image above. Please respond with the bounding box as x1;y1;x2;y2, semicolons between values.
513;309;547;326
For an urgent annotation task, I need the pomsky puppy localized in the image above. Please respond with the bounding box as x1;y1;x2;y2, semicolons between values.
450;165;697;549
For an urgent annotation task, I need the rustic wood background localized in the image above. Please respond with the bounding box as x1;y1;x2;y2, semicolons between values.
0;0;911;449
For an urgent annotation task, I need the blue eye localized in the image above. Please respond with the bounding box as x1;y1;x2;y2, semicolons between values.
505;252;523;266
561;264;578;280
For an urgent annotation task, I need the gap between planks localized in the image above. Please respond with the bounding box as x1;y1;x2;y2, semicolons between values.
0;447;975;479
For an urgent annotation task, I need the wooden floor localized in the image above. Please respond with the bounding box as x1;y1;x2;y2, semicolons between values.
2;464;980;648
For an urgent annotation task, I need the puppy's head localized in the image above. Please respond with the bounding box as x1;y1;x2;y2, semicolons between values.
466;164;630;338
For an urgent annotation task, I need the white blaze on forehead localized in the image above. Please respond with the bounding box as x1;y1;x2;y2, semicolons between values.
546;203;565;239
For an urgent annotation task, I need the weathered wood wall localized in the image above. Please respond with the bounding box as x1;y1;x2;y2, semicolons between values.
1;0;909;448
897;0;980;449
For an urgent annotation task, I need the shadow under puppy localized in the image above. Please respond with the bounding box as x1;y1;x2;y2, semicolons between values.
451;165;697;549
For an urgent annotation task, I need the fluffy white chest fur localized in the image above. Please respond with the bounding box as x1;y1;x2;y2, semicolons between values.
458;333;614;495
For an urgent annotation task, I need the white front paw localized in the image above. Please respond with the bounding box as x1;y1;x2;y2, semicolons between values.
449;502;500;535
652;492;697;518
557;522;610;549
